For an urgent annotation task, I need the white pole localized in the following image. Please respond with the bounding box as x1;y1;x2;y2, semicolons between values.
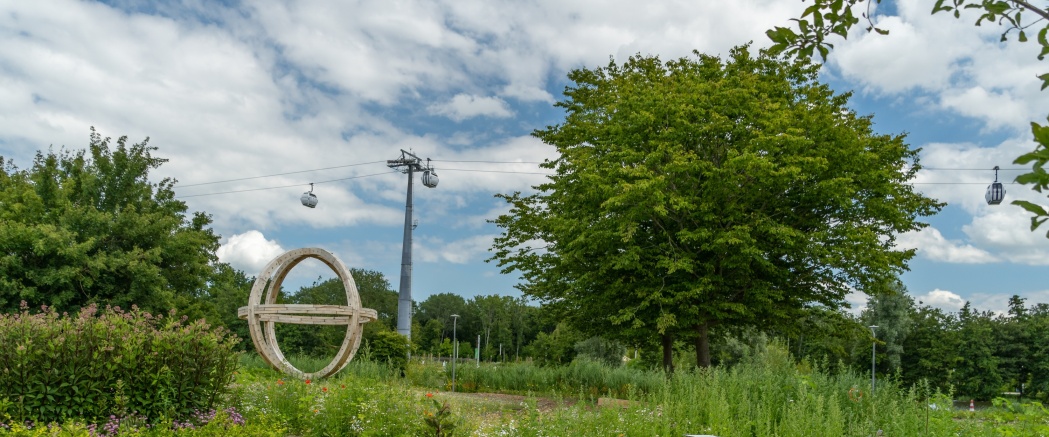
869;325;878;395
451;314;459;392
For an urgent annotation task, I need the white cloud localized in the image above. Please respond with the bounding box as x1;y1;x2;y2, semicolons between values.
829;0;1049;133
940;87;1029;132
963;210;1049;265
896;227;998;263
913;288;967;312
844;288;869;315
501;84;554;103
831;14;972;94
416;234;496;264
216;230;286;274
429;94;513;121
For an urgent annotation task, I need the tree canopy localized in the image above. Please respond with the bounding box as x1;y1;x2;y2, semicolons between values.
0;129;219;313
490;46;942;369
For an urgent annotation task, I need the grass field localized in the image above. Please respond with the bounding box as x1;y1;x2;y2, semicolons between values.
4;345;1049;435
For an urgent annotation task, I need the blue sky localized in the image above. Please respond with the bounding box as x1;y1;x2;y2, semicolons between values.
2;0;1048;315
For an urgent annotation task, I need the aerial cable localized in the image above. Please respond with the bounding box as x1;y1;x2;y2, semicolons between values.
439;168;552;175
176;160;387;187
433;159;547;164
177;159;550;188
921;167;1026;171
174;171;397;199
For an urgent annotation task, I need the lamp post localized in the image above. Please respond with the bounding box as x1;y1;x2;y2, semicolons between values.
451;314;459;393
869;325;879;395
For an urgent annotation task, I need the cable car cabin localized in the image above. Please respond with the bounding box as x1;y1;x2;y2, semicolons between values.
301;191;318;208
422;170;439;188
985;182;1005;205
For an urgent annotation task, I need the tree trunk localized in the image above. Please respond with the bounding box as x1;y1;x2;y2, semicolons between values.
695;322;711;368
661;332;674;374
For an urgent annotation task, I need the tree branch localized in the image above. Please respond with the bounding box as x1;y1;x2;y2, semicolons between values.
1011;0;1049;22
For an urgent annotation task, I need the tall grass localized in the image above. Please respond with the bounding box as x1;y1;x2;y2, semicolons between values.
407;359;663;398
238;352;399;381
20;344;1038;435
498;345;965;436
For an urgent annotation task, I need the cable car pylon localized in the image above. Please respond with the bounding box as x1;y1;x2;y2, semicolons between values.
387;150;438;339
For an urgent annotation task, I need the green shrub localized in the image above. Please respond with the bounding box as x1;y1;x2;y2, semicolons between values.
0;302;239;424
573;336;625;367
366;330;411;374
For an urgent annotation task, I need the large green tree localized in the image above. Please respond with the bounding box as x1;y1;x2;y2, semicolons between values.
954;302;1003;399
861;279;915;374
899;303;959;392
415;292;469;345
0;129;219;314
768;0;1049;237
490;46;942;369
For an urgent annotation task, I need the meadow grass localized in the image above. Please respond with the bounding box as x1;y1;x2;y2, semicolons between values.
6;346;1048;435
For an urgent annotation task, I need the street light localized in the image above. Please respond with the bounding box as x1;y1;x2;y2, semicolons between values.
869;325;878;395
451;314;459;393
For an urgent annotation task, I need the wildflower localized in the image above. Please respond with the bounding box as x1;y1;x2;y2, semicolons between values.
426;392;434;398
305;379;312;385
225;407;245;426
341;384;346;389
277;379;284;386
322;387;328;392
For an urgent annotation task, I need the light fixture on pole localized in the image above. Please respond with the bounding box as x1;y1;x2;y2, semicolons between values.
451;314;459;393
869;325;879;394
387;150;439;339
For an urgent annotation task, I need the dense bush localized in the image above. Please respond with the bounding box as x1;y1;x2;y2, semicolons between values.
573;336;625;367
0;302;239;424
366;330;411;374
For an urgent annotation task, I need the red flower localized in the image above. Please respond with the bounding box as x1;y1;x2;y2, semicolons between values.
341;384;346;389
277;379;284;386
305;379;312;385
322;387;328;392
426;392;434;398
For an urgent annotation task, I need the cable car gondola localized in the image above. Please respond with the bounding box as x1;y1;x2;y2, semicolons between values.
422;169;439;188
301;183;318;208
985;166;1005;205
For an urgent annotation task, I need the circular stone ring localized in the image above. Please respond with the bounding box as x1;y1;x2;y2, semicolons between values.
237;247;377;379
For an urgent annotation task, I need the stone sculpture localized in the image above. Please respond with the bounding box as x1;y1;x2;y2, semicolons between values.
238;248;376;379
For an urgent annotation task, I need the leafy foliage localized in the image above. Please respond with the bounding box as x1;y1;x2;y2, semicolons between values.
366;330;412;374
491;46;942;369
525;322;582;365
0;129;219;314
861;279;915;373
0;302;239;424
573;336;627;367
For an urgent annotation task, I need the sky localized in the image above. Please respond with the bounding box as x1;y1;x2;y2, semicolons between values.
2;0;1048;316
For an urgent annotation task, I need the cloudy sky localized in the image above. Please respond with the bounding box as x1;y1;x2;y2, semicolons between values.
2;0;1048;315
